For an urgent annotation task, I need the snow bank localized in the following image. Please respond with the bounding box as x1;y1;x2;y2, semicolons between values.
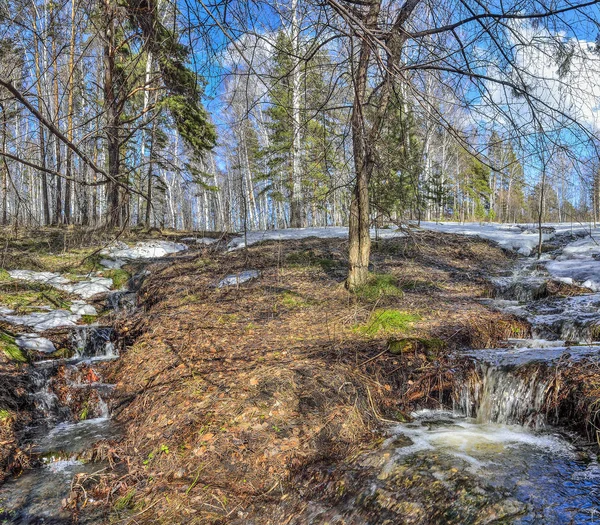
417;222;554;255
544;228;600;291
227;226;404;250
101;240;188;259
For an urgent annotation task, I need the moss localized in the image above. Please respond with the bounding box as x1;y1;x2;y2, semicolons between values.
113;489;136;512
81;315;97;325
281;291;310;308
0;269;10;281
358;310;421;336
0;409;11;422
388;337;446;359
0;331;28;363
0;284;70;311
102;269;131;289
355;273;403;301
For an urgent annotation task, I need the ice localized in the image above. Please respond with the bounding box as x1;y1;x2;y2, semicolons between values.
227;226;405;250
0;306;14;315
1;310;80;331
15;334;56;353
218;270;260;287
100;240;188;259
462;345;600;366
69;301;97;316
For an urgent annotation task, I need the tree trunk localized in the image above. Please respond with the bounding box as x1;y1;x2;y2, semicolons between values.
103;0;121;228
64;0;77;224
289;0;303;228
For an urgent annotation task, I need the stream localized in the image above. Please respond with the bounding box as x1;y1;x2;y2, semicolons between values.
0;241;190;524
2;230;600;523
292;226;600;524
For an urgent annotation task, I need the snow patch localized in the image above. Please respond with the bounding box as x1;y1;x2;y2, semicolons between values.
227;226;405;250
181;237;217;245
8;270;69;286
15;334;56;353
417;222;554;256
100;258;125;269
218;270;260;288
101;240;188;259
70;301;98;316
1;309;80;331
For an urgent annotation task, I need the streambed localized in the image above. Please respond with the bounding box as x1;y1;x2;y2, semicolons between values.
0;240;191;524
290;225;600;524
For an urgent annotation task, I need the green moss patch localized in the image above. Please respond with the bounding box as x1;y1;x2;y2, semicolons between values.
357;310;421;336
355;273;404;302
0;331;28;363
102;269;131;289
388;337;446;359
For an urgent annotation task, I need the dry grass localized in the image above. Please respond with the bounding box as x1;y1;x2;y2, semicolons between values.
82;232;529;523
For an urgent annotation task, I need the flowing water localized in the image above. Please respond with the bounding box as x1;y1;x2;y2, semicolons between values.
0;275;142;524
4;232;600;524
291;227;600;524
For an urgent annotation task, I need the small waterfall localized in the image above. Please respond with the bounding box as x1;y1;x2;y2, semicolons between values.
70;326;117;359
456;363;550;427
28;367;70;421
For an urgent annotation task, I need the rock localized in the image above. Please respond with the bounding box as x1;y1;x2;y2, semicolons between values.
217;270;260;288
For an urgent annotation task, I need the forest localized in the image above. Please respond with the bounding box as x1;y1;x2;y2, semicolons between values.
2;0;600;523
1;0;599;235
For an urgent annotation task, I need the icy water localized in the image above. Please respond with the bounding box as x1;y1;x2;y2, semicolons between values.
387;411;600;524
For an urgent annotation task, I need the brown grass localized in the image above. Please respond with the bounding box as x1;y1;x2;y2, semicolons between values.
78;232;530;523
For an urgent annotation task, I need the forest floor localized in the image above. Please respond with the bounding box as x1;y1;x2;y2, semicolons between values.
2;227;598;524
94;231;532;523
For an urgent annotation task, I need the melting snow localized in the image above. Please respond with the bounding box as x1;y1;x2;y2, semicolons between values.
544;230;600;291
100;258;125;269
417;222;555;255
8;270;69;286
70;301;97;316
15;334;56;353
218;270;260;287
101;240;188;259
1;309;80;331
181;237;217;245
8;270;112;299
